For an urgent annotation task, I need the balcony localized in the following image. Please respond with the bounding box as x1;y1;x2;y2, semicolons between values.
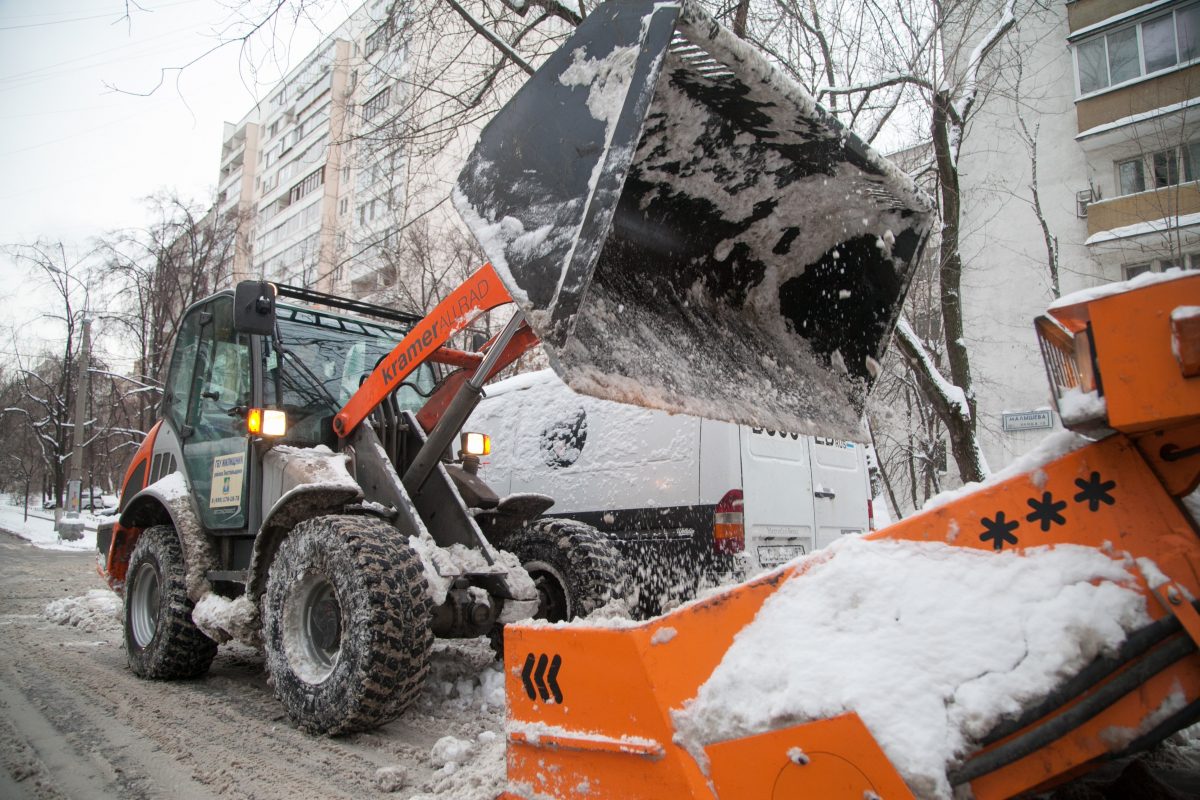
1086;181;1200;237
1076;64;1200;132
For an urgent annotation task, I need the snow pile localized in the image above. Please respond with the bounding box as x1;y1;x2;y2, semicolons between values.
420;639;507;715
43;589;122;632
1058;387;1107;425
191;592;258;644
407;535;537;621
430;735;475;767
401;638;507;800
672;538;1150;799
1049;267;1196;309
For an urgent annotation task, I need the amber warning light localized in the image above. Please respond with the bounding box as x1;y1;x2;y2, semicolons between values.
247;408;288;437
461;431;491;456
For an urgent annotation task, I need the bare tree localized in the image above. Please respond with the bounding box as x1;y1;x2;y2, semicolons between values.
96;193;239;434
1;242;95;506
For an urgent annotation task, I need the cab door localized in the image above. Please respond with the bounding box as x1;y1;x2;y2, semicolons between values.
162;295;251;530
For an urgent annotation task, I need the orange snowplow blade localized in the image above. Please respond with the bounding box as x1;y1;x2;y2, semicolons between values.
501;430;1200;799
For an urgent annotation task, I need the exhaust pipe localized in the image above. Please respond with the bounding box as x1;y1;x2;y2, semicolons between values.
455;0;933;440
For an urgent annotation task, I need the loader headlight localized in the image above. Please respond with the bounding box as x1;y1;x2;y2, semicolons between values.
461;431;491;456
248;408;288;437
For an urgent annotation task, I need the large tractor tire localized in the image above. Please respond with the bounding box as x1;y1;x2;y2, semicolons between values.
261;515;433;735
124;524;218;679
502;518;624;622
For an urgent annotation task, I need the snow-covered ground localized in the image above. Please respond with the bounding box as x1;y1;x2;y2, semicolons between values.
0;495;104;552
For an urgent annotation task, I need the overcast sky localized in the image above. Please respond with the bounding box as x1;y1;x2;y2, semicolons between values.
0;0;354;361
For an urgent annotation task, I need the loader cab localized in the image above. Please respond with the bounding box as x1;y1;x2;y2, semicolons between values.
162;288;436;533
266;304;437;447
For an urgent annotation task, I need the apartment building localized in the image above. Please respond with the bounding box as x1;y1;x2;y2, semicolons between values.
1071;0;1200;276
212;1;478;300
947;0;1198;472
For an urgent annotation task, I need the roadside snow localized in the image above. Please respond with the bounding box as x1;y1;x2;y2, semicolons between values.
43;588;122;633
0;495;100;552
672;538;1149;799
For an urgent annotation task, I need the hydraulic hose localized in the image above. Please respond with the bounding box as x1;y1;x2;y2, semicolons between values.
980;606;1193;747
950;630;1197;786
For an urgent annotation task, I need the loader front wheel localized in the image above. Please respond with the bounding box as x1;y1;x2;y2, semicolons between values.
262;515;433;735
503;518;623;622
124;525;218;679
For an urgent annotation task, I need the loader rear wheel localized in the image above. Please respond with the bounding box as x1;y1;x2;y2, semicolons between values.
262;515;433;735
124;524;218;679
503;518;623;622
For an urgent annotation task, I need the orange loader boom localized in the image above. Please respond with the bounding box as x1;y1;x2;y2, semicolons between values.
498;273;1200;800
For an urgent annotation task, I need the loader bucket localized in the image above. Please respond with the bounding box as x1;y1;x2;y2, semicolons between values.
455;0;933;439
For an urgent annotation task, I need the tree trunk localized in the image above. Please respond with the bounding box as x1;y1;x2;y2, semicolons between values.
930;91;986;483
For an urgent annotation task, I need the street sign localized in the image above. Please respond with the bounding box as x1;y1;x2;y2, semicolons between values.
1002;409;1054;432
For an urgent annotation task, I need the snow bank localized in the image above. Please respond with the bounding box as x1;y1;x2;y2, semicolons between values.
672;538;1149;799
43;589;122;633
0;496;100;552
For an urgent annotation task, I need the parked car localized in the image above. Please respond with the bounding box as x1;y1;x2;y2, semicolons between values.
468;370;874;616
80;494;118;512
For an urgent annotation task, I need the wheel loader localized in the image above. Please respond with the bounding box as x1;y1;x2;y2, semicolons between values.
96;274;632;735
447;1;1200;798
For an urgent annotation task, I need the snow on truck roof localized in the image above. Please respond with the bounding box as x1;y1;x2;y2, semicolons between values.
671;537;1151;799
1047;268;1199;332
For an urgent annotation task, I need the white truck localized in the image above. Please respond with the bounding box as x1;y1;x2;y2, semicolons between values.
468;369;875;615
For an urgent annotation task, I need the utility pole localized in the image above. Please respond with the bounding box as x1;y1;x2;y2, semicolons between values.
58;317;89;542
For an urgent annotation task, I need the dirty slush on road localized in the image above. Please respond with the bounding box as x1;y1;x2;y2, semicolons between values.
0;532;508;800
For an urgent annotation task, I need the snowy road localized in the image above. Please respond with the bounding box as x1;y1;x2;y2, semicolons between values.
0;531;508;800
4;527;1200;800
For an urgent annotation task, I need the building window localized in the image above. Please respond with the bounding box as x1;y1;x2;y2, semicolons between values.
365;23;389;56
1117;157;1145;194
1123;263;1152;279
1074;3;1200;96
363;87;390;121
289;167;325;206
1115;144;1199;195
1153;149;1181;187
339;197;349;215
1185;141;1200;180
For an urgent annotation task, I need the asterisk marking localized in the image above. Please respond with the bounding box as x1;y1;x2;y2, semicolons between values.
979;511;1020;552
1025;491;1067;532
1073;472;1116;512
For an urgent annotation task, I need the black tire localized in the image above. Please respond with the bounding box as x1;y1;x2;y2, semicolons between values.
261;515;433;735
124;524;218;679
502;518;624;623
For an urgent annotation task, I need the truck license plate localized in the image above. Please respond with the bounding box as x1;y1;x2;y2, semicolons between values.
757;544;806;566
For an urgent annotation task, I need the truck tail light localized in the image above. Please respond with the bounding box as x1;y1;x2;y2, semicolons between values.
868;498;876;531
714;489;744;554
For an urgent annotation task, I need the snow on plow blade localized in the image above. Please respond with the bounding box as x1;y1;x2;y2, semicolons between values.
455;0;933;438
